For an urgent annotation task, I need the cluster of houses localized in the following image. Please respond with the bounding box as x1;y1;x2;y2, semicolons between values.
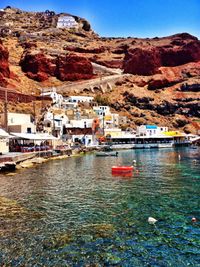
0;88;199;155
0;89;128;154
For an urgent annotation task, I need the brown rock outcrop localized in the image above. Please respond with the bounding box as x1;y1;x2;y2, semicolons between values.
64;46;106;54
94;59;123;69
123;47;161;75
20;52;56;81
56;54;93;81
20;51;93;82
147;61;200;90
123;33;200;76
0;40;10;86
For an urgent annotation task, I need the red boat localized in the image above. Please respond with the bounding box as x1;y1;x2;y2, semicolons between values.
111;166;133;177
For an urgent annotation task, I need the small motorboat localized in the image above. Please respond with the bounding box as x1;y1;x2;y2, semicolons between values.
96;152;118;157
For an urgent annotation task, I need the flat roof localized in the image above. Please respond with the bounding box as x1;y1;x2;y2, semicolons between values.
146;125;157;129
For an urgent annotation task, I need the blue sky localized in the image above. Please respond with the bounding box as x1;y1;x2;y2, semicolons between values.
1;0;199;38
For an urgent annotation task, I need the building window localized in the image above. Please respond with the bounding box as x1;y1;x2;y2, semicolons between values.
27;127;31;133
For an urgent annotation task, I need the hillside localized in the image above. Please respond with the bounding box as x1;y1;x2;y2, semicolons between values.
0;6;200;133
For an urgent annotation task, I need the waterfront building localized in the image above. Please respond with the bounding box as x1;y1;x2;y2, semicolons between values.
64;118;96;146
136;125;168;137
102;125;176;149
0;112;36;134
163;131;190;146
0;128;9;154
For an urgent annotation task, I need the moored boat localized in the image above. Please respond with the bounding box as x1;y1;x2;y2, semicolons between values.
111;166;133;176
96;151;118;157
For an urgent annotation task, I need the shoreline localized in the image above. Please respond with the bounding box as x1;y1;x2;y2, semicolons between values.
1;146;99;174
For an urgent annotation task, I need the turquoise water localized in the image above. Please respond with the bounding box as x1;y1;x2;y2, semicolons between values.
0;148;199;266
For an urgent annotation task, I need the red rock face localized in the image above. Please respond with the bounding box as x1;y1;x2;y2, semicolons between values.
20;52;93;81
0;40;10;86
56;54;93;81
20;52;56;82
64;46;106;54
147;61;200;90
124;47;161;75
94;59;123;69
123;34;200;76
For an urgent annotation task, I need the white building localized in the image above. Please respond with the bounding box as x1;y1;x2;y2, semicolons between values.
57;16;78;29
62;99;78;110
0;113;36;134
93;106;110;116
93;106;120;129
68;118;93;129
71;134;94;146
0;128;9;154
65;118;96;146
43;111;69;138
136;125;168;137
66;96;94;104
41;89;63;108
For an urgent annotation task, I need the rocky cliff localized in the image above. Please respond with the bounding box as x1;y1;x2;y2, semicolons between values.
20;51;94;82
0;40;10;86
123;33;200;75
0;7;199;133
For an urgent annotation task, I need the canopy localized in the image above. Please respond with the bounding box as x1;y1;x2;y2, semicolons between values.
136;134;173;139
10;132;58;140
163;131;186;137
0;128;10;138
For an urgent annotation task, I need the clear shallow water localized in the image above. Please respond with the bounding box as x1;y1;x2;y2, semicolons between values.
0;148;199;266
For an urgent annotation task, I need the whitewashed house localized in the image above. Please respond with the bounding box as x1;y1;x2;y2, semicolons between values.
0;113;36;134
68;118;93;129
93;106;120;129
62;99;78;110
136;125;168;137
41;89;63;108
66;96;94;104
65;118;95;146
43;111;69;138
93;106;110;116
57;16;78;29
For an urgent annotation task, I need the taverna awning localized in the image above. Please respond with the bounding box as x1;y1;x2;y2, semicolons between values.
0;128;10;138
10;132;58;140
163;131;186;137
